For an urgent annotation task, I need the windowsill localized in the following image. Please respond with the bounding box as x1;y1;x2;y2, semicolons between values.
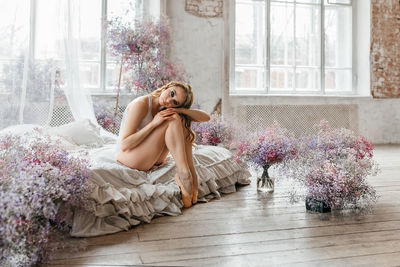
227;93;375;106
90;92;137;97
229;93;373;99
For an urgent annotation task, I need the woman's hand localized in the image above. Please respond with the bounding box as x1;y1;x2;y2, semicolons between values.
152;108;176;127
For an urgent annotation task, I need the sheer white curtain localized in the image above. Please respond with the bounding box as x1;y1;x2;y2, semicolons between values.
60;0;97;123
0;0;97;129
0;0;162;130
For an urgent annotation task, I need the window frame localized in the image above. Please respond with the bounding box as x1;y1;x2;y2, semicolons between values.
230;0;357;96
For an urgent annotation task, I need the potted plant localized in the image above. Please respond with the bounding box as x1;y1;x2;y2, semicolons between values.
279;120;380;212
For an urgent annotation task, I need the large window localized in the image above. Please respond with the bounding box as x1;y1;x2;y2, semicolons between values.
0;0;157;94
233;0;354;95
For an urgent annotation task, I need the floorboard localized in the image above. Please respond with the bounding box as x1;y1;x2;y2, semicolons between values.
47;145;400;266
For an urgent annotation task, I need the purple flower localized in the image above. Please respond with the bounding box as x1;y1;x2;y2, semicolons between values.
192;114;234;147
234;122;298;168
106;15;190;93
0;130;94;266
278;120;380;211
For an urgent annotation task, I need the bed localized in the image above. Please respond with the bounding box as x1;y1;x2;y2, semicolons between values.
1;120;251;237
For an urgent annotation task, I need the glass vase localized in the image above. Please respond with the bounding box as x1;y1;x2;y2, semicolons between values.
257;164;274;193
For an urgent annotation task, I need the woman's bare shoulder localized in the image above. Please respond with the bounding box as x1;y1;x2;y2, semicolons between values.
126;95;149;116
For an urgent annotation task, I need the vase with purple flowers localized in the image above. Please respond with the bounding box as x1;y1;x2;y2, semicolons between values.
235;122;297;193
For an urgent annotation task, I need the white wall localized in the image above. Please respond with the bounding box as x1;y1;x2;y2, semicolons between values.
167;0;400;144
166;0;223;113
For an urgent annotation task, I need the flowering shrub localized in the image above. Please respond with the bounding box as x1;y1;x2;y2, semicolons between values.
0;130;94;266
192;114;234;148
279;120;379;210
234;122;298;168
107;15;189;93
93;101;120;134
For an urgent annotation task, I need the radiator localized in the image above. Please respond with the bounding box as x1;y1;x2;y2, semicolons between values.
235;104;359;137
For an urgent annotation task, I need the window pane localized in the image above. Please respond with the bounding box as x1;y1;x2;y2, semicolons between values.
79;0;101;61
325;0;352;5
325;6;352;68
235;1;265;65
270;67;293;91
106;61;132;92
296;0;321;4
80;62;100;89
36;0;101;61
295;4;320;67
235;0;265;90
108;0;139;24
36;0;62;59
0;0;29;59
271;2;294;66
106;62;119;91
296;68;320;91
0;60;13;93
325;69;352;92
325;5;351;92
235;67;265;90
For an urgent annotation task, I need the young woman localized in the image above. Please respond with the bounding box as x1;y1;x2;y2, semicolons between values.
116;81;210;208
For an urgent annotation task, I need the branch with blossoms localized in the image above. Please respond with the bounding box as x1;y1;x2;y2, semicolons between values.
106;15;190;94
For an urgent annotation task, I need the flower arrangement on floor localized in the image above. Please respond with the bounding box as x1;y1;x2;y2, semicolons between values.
279;120;380;212
0;130;94;266
107;15;189;95
235;122;298;192
191;114;234;148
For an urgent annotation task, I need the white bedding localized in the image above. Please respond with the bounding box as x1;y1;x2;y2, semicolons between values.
1;120;252;237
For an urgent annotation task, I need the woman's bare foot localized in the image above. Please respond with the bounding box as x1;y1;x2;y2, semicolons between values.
174;171;193;208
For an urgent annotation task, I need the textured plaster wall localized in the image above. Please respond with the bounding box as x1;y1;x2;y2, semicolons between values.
371;0;400;98
185;0;223;18
358;99;400;143
166;0;223;113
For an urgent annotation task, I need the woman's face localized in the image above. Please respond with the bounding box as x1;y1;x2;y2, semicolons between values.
159;86;187;108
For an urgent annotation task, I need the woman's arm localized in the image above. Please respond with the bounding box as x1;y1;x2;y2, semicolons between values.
120;100;175;152
171;108;210;122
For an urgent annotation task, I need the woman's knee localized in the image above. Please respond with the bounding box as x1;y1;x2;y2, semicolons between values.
167;113;183;126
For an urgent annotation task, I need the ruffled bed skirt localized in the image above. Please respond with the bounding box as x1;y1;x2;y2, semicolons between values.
70;144;251;237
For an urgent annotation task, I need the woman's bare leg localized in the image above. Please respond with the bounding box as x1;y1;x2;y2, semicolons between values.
185;139;198;204
164;114;191;174
155;145;169;165
117;113;193;207
164;114;193;207
117;122;170;171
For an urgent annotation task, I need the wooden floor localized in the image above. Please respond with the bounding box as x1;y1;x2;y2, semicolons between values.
48;145;400;267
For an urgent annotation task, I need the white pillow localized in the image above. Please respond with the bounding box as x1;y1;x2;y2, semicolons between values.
45;119;105;147
0;124;43;136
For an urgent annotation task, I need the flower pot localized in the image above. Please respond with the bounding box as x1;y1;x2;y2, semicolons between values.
257;164;274;193
305;196;331;213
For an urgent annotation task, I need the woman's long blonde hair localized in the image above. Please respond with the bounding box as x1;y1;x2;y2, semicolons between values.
151;81;196;145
